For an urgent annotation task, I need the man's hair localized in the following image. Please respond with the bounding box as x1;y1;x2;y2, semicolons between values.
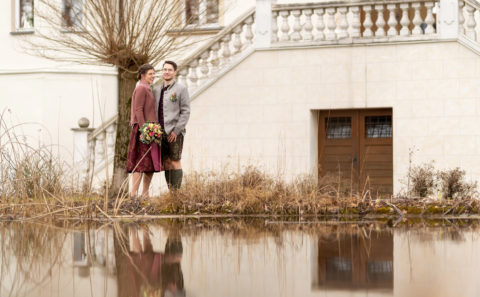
137;63;155;80
163;60;178;71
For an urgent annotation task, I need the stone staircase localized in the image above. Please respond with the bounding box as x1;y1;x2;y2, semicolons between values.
73;0;480;187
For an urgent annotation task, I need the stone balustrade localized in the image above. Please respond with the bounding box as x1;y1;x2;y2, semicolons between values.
72;115;117;188
272;1;438;44
460;0;480;40
176;8;256;93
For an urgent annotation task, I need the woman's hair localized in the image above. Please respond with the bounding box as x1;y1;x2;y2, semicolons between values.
137;63;155;80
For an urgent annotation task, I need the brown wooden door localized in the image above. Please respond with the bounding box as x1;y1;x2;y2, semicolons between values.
318;109;393;197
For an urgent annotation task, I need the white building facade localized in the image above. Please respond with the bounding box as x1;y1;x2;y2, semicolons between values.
2;0;480;196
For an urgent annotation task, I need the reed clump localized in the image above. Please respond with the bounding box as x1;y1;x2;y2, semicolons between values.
408;162;478;199
153;167;371;216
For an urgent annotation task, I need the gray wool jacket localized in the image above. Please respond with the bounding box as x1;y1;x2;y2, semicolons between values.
153;80;190;136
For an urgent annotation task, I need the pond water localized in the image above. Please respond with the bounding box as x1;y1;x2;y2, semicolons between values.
0;218;479;297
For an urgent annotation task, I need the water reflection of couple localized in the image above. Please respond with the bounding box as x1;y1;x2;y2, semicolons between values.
117;227;185;297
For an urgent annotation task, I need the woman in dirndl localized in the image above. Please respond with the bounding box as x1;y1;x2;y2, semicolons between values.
126;63;162;199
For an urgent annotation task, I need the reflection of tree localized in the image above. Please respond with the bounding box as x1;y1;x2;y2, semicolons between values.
113;224;184;297
0;222;68;297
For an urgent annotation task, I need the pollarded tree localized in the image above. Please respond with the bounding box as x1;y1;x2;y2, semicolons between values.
27;0;199;193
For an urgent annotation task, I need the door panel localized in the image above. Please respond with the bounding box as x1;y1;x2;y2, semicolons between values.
319;110;359;193
318;109;393;197
359;109;393;196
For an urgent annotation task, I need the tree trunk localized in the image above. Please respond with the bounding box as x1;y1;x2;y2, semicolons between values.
111;70;137;196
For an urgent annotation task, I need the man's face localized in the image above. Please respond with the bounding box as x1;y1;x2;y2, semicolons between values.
162;63;177;81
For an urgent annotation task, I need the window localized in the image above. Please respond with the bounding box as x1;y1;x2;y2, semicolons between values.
62;0;83;28
15;0;34;31
325;117;352;139
365;116;392;138
185;0;219;26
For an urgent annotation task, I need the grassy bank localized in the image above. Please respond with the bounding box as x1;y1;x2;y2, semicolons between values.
2;115;480;221
1;166;480;221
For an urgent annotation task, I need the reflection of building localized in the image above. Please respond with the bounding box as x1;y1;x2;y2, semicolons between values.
72;228;116;277
73;231;88;267
312;230;393;291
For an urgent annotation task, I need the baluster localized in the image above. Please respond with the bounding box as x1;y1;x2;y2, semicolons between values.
221;33;232;66
188;60;198;89
303;9;314;41
199;52;210;84
363;6;373;37
350;6;361;38
106;125;115;160
411;3;423;35
459;0;465;35
375;4;386;36
290;10;302;41
387;4;398;36
337;7;349;39
314;8;326;41
325;8;337;40
209;42;220;74
399;3;410;36
466;4;477;40
233;25;243;54
244;16;254;45
424;2;435;34
95;132;105;163
272;11;279;42
177;68;188;88
280;10;291;41
88;139;95;175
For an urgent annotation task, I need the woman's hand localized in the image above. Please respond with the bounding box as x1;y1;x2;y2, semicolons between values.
168;132;177;143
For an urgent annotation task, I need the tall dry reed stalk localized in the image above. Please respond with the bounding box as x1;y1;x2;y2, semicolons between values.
0;110;73;200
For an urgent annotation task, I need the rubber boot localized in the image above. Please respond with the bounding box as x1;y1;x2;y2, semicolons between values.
170;169;183;190
164;170;171;189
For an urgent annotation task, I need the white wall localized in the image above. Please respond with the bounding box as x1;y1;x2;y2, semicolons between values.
0;0;118;164
184;41;480;194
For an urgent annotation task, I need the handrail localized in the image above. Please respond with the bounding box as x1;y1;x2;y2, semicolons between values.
87;114;118;142
273;0;438;10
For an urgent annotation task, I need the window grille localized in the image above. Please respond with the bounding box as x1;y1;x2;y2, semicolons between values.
326;257;353;281
365;116;392;138
63;0;83;28
15;0;34;30
325;117;352;139
185;0;219;26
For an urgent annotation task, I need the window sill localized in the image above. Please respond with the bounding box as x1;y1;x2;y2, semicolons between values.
60;28;86;33
10;29;35;35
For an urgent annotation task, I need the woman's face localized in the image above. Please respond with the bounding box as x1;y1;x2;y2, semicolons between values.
142;69;155;84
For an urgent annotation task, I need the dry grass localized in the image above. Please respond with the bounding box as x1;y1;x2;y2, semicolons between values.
153;167;363;216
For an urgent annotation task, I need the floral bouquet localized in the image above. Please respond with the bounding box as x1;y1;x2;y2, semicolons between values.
139;122;163;144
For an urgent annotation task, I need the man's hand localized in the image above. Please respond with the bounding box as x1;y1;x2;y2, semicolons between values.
168;131;177;143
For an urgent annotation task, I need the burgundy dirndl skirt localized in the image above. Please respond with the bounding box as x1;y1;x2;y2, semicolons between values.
126;124;163;173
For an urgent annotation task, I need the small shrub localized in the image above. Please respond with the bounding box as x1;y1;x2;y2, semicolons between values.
409;162;436;197
437;167;477;199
